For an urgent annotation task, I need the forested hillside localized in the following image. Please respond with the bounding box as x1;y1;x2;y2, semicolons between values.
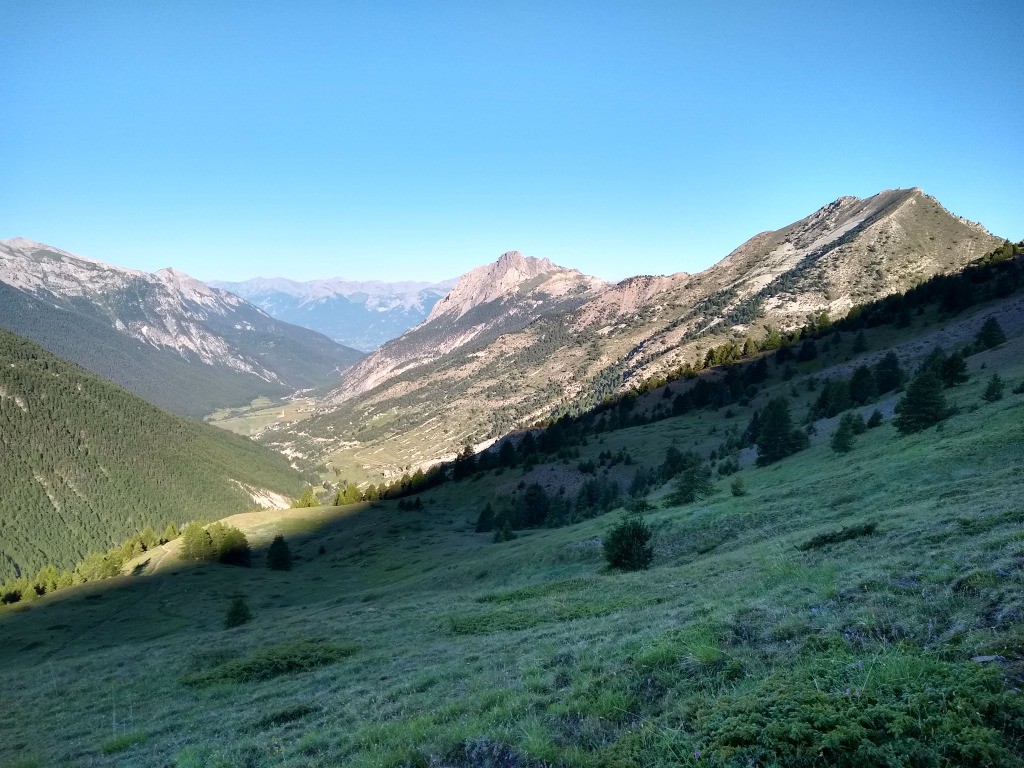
0;328;302;581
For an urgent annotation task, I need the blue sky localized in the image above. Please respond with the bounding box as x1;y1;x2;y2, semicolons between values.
2;1;1021;283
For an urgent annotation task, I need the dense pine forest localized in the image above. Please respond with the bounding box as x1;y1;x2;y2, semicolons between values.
0;328;302;582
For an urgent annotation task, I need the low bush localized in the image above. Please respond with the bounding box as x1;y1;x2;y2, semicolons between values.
181;638;359;686
603;515;654;571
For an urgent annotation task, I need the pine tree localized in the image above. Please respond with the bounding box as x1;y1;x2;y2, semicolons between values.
830;415;856;454
475;503;496;533
180;523;215;562
603;515;654;571
852;330;868;353
940;351;970;387
756;397;809;466
894;370;948;434
161;522;180;544
975;316;1007;351
874;352;906;394
266;535;292;570
848;365;877;405
292;487;320;508
983;373;1005;402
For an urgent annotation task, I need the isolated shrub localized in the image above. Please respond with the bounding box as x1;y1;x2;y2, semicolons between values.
1013;380;1024;395
266;535;292;571
852;330;868;353
493;520;516;543
224;595;252;628
730;477;746;497
975;316;1007;351
603;516;654;571
867;409;884;428
983;373;1005;402
894;370;948;434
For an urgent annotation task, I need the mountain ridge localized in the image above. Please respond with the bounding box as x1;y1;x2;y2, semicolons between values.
0;239;363;417
269;188;1002;480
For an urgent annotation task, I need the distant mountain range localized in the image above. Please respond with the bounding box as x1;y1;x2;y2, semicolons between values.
208;276;459;351
265;188;1003;479
0;239;363;418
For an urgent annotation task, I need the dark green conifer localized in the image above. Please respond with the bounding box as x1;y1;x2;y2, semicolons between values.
975;316;1007;351
894;370;948;434
266;535;292;570
982;373;1005;402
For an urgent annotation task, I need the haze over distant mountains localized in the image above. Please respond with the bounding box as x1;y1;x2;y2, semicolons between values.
0;239;363;418
208;275;459;351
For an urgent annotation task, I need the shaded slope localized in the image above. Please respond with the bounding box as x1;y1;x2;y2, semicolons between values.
0;328;302;581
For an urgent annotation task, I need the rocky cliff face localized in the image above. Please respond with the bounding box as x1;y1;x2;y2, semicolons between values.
0;239;362;417
263;188;1002;480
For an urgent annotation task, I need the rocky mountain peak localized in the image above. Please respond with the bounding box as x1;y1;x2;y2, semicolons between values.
425;251;602;323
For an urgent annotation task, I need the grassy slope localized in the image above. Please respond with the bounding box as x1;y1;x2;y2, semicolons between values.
2;311;1024;766
0;328;304;581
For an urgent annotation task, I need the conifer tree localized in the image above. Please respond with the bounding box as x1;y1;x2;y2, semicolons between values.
894;370;948;434
831;415;856;454
756;397;809;465
849;365;877;405
266;535;292;570
180;523;215;562
475;503;496;533
940;351;970;387
983;373;1005;402
975;317;1007;351
292;487;321;508
874;352;906;394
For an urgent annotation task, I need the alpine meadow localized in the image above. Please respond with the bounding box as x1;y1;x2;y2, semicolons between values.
3;4;1024;767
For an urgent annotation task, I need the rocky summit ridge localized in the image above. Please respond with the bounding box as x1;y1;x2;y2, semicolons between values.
268;188;1002;480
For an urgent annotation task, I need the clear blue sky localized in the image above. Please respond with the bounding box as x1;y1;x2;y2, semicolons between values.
2;1;1021;283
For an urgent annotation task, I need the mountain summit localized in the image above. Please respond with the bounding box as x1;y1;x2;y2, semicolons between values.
425;251;604;323
320;252;609;403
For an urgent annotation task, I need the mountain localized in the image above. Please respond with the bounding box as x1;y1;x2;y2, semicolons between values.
0;239;363;418
0;326;303;582
208;275;458;351
324;251;610;402
268;189;1002;480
